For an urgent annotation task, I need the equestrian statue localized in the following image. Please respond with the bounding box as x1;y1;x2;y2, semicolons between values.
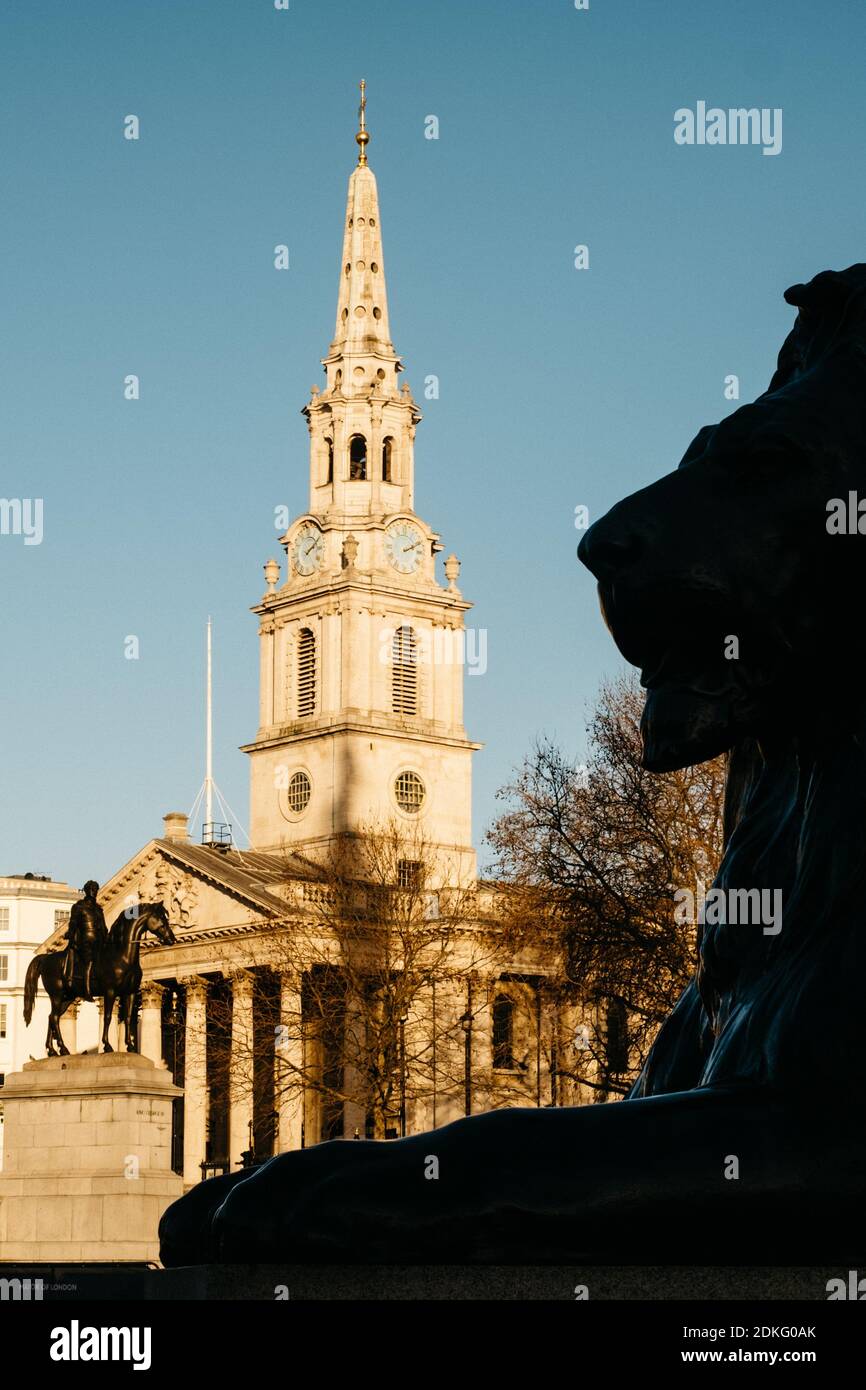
23;884;175;1056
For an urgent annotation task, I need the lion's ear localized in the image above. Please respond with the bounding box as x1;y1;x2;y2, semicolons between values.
771;270;846;391
783;268;866;372
783;269;844;312
785;264;866;310
783;281;809;308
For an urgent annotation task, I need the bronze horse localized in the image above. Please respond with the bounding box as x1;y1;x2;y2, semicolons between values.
24;902;175;1056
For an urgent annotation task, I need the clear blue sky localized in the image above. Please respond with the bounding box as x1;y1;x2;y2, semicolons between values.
1;0;864;887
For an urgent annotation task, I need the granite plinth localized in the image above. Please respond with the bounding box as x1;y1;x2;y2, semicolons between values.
0;1052;183;1263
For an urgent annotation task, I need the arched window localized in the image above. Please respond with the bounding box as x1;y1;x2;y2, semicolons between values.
382;436;394;482
349;435;367;481
325;438;334;485
492;996;515;1070
392;625;418;715
297;628;316;718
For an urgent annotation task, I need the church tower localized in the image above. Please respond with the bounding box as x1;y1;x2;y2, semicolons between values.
243;86;480;883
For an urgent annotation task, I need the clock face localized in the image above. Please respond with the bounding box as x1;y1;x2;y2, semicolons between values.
292;525;324;577
385;521;424;575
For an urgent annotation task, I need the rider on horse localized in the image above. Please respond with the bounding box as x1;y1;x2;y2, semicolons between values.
64;879;108;1001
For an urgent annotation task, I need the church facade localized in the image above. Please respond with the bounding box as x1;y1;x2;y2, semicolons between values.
41;99;593;1187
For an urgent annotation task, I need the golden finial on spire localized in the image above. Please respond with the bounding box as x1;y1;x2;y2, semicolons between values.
356;79;369;166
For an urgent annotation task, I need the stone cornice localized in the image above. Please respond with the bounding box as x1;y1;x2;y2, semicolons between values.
254;575;470;618
241;720;483;755
0;882;79;903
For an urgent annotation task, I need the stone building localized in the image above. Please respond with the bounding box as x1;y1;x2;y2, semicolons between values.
38;98;590;1187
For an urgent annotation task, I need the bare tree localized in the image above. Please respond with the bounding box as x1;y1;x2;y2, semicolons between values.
210;821;528;1147
487;675;726;1096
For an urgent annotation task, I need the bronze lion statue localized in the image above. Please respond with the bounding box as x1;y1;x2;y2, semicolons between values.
161;266;866;1266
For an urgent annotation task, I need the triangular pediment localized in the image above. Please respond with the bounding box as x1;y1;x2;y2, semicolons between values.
40;840;321;952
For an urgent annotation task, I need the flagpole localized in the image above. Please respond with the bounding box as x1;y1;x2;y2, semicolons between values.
206;616;213;833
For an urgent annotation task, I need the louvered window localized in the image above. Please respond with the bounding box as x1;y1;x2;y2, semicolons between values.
392;626;418;715
297;628;317;717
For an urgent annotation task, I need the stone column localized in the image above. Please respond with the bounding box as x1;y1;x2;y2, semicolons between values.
562;999;595;1106
276;622;290;723
342;987;366;1139
332;408;346;502
60;1002;78;1055
424;978;439;1134
406;416;417;510
139;980;165;1065
532;980;545;1108
182;977;208;1186
229;971;255;1170
276;972;305;1152
324;606;341;717
259;618;275;727
398;997;421;1138
369;399;383;512
469;976;491;1114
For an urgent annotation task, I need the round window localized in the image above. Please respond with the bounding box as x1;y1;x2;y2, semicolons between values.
395;771;425;814
288;770;312;814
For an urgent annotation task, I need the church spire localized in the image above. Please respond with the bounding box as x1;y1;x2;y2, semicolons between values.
328;81;397;365
305;87;421;517
247;92;477;882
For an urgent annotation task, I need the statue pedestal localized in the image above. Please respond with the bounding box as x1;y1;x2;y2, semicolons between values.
0;1053;183;1263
